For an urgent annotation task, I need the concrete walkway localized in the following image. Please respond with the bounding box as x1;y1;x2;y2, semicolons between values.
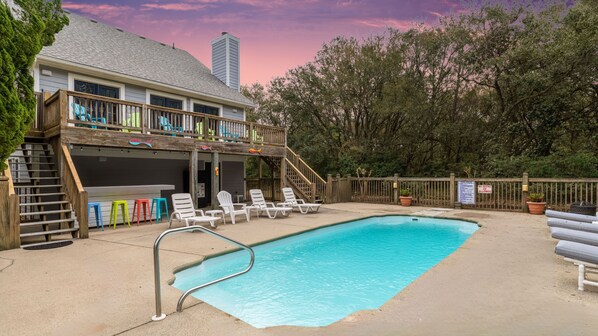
1;203;598;335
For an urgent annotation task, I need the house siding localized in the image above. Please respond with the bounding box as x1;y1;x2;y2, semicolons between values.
39;66;68;93
222;105;244;121
221;161;245;200
229;38;240;91
211;39;227;84
125;84;146;103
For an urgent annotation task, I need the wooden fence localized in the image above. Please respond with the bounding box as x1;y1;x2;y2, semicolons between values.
326;173;598;212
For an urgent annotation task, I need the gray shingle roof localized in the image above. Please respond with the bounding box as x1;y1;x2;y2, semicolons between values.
39;13;253;107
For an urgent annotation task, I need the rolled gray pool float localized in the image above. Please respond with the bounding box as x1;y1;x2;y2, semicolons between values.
545;210;598;223
555;240;598;265
547;218;598;234
551;228;598;247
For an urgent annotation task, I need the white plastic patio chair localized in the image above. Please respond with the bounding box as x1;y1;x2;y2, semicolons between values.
169;193;219;228
217;191;250;224
281;187;321;214
249;189;292;219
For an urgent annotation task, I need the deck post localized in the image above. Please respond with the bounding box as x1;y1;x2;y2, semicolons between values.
211;152;219;209
257;157;263;190
141;104;148;134
393;174;399;204
522;172;529;213
0;170;20;251
189;151;198;204
280;156;287;189
450;173;455;208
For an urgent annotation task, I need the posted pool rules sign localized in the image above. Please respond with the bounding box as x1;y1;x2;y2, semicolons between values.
458;181;476;205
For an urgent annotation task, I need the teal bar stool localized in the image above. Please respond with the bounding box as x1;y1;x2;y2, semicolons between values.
151;198;169;223
88;202;104;231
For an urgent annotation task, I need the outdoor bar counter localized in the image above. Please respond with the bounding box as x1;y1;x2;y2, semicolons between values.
86;185;175;228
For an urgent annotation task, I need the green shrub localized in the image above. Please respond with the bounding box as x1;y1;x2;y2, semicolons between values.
0;0;68;171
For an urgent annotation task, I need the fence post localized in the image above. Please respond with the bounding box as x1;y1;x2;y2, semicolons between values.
326;174;332;204
336;173;341;203
522;172;529;213
393;174;399;204
450;173;455;208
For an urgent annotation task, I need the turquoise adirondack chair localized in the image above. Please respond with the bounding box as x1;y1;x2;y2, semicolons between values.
158;116;183;136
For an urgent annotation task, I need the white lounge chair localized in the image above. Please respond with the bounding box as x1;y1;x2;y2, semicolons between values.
280;187;321;214
217;191;250;224
555;240;598;291
169;193;219;228
249;189;292;219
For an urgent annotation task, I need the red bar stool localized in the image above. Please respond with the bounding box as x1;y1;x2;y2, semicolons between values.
132;199;152;225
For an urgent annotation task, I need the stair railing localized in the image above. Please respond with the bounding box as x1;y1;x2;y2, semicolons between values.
286;148;327;201
152;225;254;321
60;144;88;238
285;158;315;202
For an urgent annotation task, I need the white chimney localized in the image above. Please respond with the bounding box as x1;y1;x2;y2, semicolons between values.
211;32;240;91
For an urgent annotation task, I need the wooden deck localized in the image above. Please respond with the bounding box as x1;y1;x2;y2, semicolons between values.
31;90;286;157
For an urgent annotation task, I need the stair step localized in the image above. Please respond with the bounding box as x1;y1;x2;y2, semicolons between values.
21;240;72;249
20;227;77;238
20;218;75;227
10;160;55;164
10;154;54;158
23;169;57;172
18;192;65;197
20;200;69;207
20;149;51;152
21;209;71;216
14;184;62;189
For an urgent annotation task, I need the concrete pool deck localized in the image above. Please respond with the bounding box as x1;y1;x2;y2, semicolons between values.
1;203;598;335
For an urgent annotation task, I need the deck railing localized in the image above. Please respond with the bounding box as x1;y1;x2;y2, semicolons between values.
327;173;598;212
39;90;286;146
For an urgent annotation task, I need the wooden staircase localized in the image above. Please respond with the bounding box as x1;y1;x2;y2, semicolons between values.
262;147;327;203
8;140;79;247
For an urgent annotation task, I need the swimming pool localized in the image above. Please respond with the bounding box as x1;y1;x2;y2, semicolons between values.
172;215;478;328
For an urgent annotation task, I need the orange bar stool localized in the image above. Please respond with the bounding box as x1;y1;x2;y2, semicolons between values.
110;200;131;229
132;199;152;225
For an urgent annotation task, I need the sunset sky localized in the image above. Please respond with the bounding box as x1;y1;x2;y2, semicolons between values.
62;0;466;85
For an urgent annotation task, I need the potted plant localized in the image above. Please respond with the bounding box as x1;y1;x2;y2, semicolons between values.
399;189;412;206
527;193;546;215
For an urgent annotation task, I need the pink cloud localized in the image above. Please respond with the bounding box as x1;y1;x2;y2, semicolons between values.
141;3;208;11
354;18;418;31
62;2;133;19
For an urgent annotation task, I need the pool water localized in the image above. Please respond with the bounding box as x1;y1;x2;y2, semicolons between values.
172;216;478;328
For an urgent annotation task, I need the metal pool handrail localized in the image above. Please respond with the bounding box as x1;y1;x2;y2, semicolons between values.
151;225;255;321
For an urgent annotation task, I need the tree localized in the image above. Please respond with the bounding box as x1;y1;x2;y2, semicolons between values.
0;0;68;171
246;0;597;178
